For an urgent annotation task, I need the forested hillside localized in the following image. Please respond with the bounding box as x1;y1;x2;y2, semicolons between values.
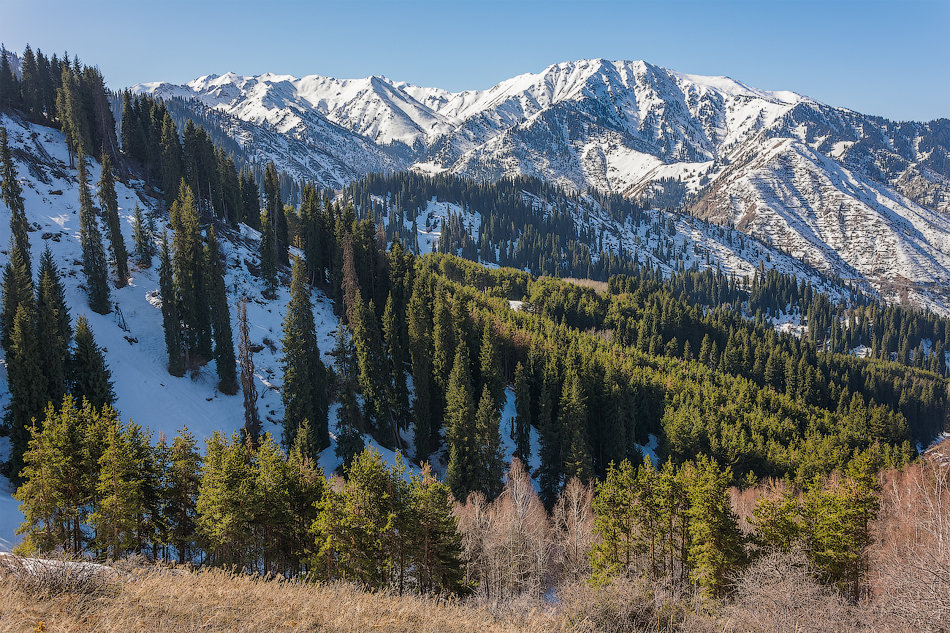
0;43;948;632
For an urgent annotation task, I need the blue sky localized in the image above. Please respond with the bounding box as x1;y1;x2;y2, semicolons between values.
2;0;948;121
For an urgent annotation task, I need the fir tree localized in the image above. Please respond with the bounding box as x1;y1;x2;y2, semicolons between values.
559;370;592;483
96;152;129;286
350;292;396;447
237;297;261;443
332;325;364;471
264;162;288;266
407;275;435;462
280;257;328;453
8;298;46;483
170;181;212;361
513;362;532;463
1;127;32;278
259;207;277;298
408;463;469;594
90;416;142;559
474;385;505;499
77;149;111;314
159;113;182;208
165;427;201;563
444;340;476;500
206;227;237;394
69;315;115;409
36;248;71;404
159;233;184;376
131;204;155;267
382;292;410;431
1;241;33;352
478;320;505;408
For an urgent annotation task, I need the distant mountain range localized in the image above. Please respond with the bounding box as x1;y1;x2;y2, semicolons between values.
133;59;950;312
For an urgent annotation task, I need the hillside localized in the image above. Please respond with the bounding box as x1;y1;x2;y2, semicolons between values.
134;58;950;312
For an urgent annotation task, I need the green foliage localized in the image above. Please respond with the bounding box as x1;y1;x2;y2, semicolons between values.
96;152;129;286
159;232;184;376
1;127;31;279
77;149;111;314
131;204;155;267
69;315;115;409
206;227;237;394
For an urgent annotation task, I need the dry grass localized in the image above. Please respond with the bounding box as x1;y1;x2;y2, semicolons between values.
0;564;537;633
558;278;609;293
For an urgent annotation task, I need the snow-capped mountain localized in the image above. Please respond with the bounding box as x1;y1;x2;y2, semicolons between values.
133;58;950;312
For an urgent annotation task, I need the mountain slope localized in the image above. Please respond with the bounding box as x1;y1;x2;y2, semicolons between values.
132;59;950;313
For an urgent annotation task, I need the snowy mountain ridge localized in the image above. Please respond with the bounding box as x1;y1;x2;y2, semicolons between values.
134;58;950;313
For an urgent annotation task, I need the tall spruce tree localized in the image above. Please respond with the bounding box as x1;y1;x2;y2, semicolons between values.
407;274;435;462
77;149;111;314
444;340;476;500
159;114;182;208
478;319;505;408
70;315;115;409
36;248;71;404
1;241;33;352
280;257;328;453
382;292;410;432
333;324;364;471
1;127;32;279
513;362;532;463
474;385;505;499
264;162;288;266
350;291;396;447
170;181;212;362
158;232;184;376
259;207;277;298
131;204;155;267
8;298;46;483
237;297;261;443
96;152;129;286
206;227;237;394
559;370;593;483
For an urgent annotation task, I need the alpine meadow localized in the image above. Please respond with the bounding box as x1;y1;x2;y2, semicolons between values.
0;3;948;631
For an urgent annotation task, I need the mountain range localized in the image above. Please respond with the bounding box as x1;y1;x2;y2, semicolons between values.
134;59;950;312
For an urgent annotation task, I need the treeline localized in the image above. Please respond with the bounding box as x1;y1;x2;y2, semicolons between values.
15;398;467;594
0;45;119;163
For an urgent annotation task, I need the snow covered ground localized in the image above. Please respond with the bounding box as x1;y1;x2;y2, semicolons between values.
0;115;547;550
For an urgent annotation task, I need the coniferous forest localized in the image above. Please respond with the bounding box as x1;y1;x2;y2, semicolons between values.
0;42;948;633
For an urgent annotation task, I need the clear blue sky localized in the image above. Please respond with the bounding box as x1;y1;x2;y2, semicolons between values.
2;0;948;121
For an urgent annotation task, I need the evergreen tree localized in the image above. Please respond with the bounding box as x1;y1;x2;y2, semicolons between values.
259;207;277;298
280;257;328;453
382;292;410;431
69;315;115;409
77;149;111;314
474;385;505;499
159;113;182;208
1;241;33;352
408;463;469;594
559;370;593;483
686;456;745;597
478;320;505;408
0;46;18;109
171;181;212;361
131;204;155;267
332;325;364;471
159;232;184;376
237;297;261;443
36;248;71;404
407;275;435;461
165;427;201;563
350;291;396;447
513;362;532;463
90;416;142;559
206;227;237;394
7;298;46;483
1;127;31;279
264;162;288;266
444;341;476;500
96;152;129;286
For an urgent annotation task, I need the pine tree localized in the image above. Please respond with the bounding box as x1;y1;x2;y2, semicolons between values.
0;46;18;109
165;427;201;563
333;325;364;471
13;397;90;554
686;456;745;597
445;340;476;500
407;275;434;462
259;207;277;298
96;152;129;286
36;249;71;404
206;227;237;394
237;297;261;443
474;385;505;499
1;240;33;353
77;149;111;314
159;232;184;376
90;416;142;559
382;292;410;431
479;320;505;408
70;315;115;409
280;257;328;453
408;463;469;594
171;181;212;361
351;291;395;446
590;459;638;580
159;114;182;208
513;362;532;463
559;371;592;484
131;204;155;267
264;162;288;266
1;127;32;279
8;298;46;483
